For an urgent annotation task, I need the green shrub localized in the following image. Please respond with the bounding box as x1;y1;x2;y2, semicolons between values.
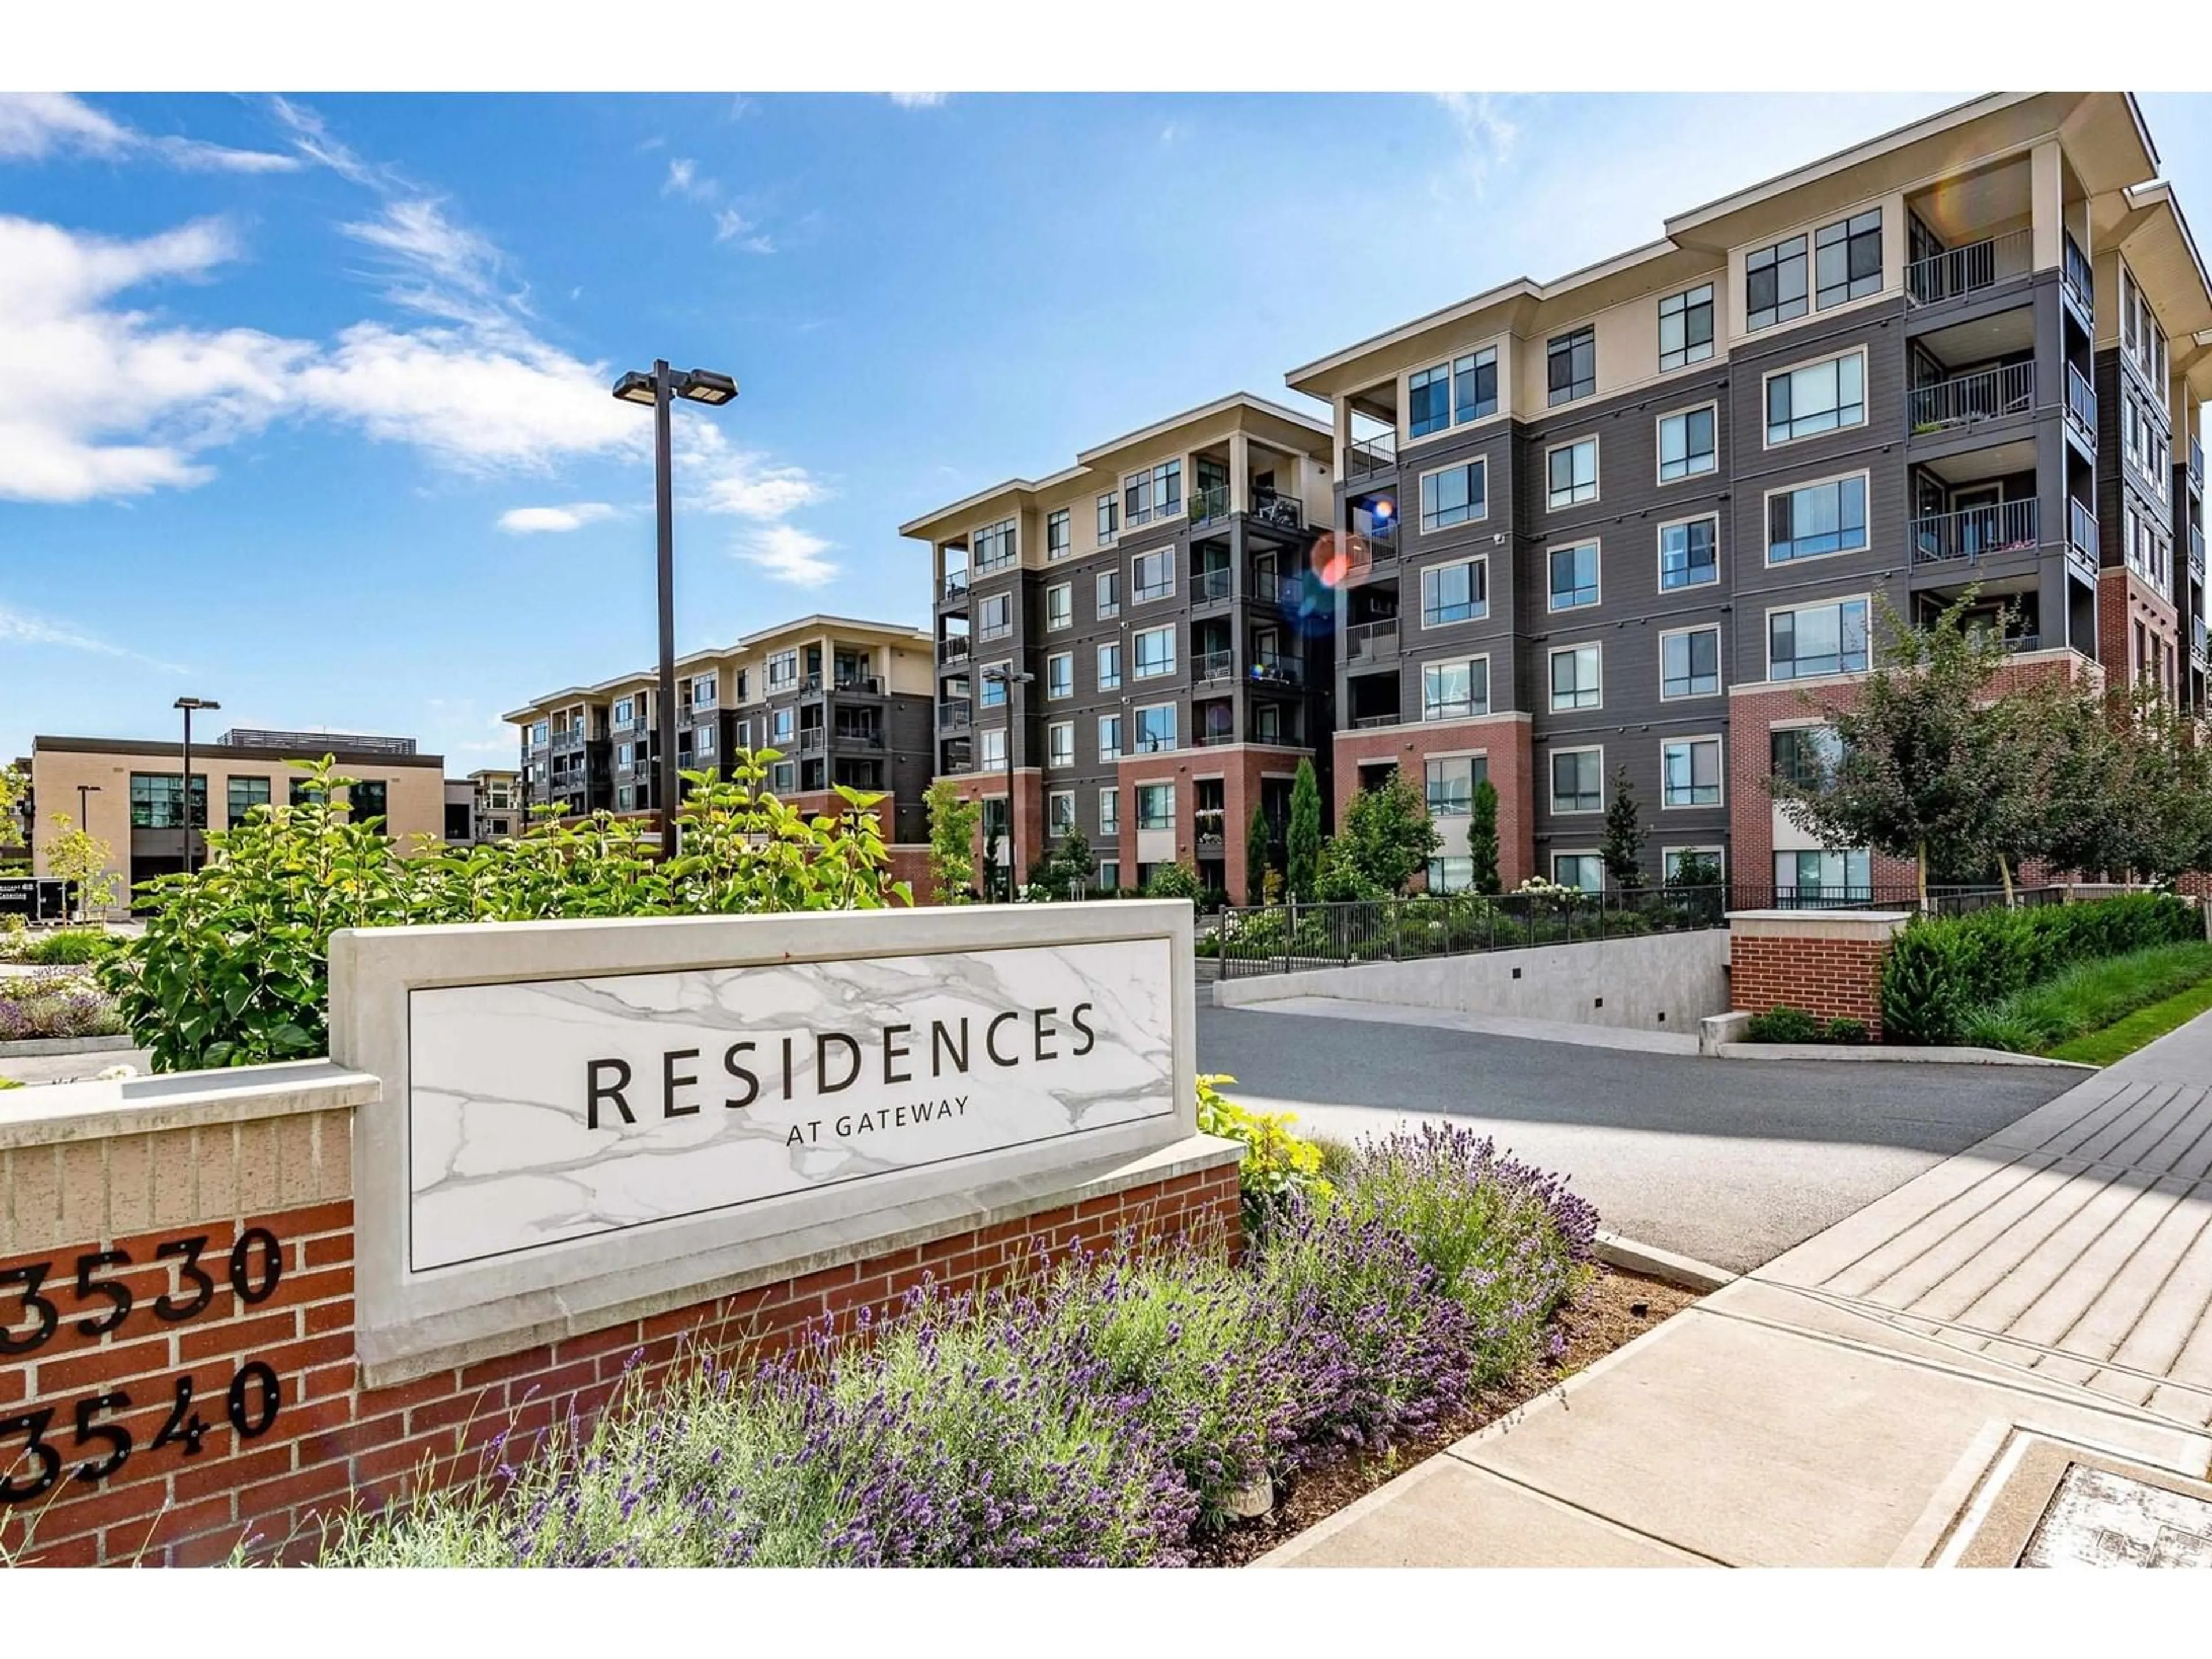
22;929;121;965
1824;1017;1869;1044
1961;941;2212;1054
1744;1006;1824;1043
1142;862;1202;902
1196;1073;1330;1237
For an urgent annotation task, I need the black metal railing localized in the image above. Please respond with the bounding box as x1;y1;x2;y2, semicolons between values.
798;729;825;754
1194;728;1237;748
938;697;972;730
1351;711;1400;729
1906;228;2032;307
2063;233;2094;322
1249;489;1305;533
1910;498;2039;566
1726;882;2089;915
1908;362;2035;432
1191;566;1233;604
2066;364;2097;445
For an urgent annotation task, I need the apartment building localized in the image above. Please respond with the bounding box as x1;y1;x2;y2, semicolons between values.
1282;91;2211;899
902;393;1338;900
467;768;522;841
505;615;938;843
28;729;445;904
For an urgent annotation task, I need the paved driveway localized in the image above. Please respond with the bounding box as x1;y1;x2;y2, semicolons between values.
1199;1002;2081;1272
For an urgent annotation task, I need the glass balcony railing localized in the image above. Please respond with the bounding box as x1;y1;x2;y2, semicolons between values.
2063;233;2094;323
1190;566;1232;604
2066;365;2097;444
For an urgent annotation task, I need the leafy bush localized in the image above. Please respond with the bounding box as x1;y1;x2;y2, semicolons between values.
1744;1006;1825;1043
1956;941;2212;1053
1141;862;1202;902
1195;1073;1331;1237
1824;1016;1869;1044
18;929;121;966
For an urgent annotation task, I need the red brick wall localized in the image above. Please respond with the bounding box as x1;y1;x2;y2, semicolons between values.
1729;933;1893;1036
1111;747;1315;903
941;770;1042;893
2100;566;2180;702
1331;717;1534;888
1;1166;1239;1567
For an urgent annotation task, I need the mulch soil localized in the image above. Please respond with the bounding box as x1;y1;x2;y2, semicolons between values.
1197;1264;1699;1567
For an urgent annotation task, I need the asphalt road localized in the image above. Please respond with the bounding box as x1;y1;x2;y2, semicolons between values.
1198;1003;2081;1273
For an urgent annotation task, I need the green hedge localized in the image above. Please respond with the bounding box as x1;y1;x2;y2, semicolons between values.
1881;894;2202;1046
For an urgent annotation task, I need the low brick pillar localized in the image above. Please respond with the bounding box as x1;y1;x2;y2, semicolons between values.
1726;909;1911;1039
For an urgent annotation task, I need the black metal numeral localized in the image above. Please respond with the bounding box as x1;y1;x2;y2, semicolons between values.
227;1363;280;1440
72;1392;132;1484
0;1263;59;1355
228;1228;282;1305
0;1408;61;1505
74;1249;133;1337
150;1377;208;1457
153;1236;214;1323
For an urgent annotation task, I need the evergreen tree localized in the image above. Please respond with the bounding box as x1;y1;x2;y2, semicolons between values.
923;778;980;903
1243;801;1273;906
1285;758;1323;900
1467;777;1501;895
1600;766;1647;890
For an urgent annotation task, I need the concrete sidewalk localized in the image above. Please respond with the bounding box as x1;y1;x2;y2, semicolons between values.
1260;1017;2212;1568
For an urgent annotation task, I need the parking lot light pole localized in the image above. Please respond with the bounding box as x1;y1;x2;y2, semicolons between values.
73;783;100;921
981;665;1034;899
173;696;219;876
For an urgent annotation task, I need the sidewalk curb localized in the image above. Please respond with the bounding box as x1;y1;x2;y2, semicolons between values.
1594;1231;1737;1293
0;1033;135;1060
1711;1042;2093;1070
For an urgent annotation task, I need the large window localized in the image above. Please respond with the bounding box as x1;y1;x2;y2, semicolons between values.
1096;493;1119;543
1096;568;1121;619
1098;714;1124;762
226;775;270;828
1420;558;1487;627
1766;351;1865;445
130;771;206;830
1046;582;1071;631
771;707;794;743
1662;738;1722;807
1777;848;1871;897
1547;325;1595;406
1658;283;1714;370
767;650;798;690
1427;858;1476;894
1422;658;1488;721
1658;405;1716;481
1408;347;1498;437
1137;783;1176;830
1419;460;1487;532
1815;209;1882;309
980;729;1007;772
975;518;1017;571
978;592;1013;641
1660;516;1718;589
1047;509;1071;560
1661;626;1721;699
1425;755;1486;817
1664;846;1725;885
979;665;1009;709
1408;361;1452;438
612;695;635;726
1123;460;1182;526
695;725;715;757
290;777;327;806
1747;233;1809;331
347;779;388;824
1771;724;1843;789
1547;438;1597;509
1046;652;1073;700
1768;475;1868;563
1048;722;1075;769
691;674;718;709
1048;791;1075;835
1099;786;1119;835
1134;704;1177;753
1550;748;1604;814
1133;626;1176;679
1553;853;1605;892
1550;644;1602;711
1548;542;1600;612
1769;597;1870;680
1132;548;1174;603
1097;641;1122;691
617;741;634;770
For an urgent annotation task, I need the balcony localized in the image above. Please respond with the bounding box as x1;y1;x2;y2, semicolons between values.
1344;618;1400;665
798;729;825;755
1194;810;1226;852
1191;483;1232;530
1194;649;1235;686
2193;437;2205;495
2067;498;2100;581
1906;228;2032;308
1191;566;1233;604
1193;728;1237;749
832;729;886;751
1351;712;1400;730
938;636;971;665
2196;617;2209;665
2194;525;2206;586
1908;362;2033;434
1349;521;1400;575
939;696;973;732
1132;733;1178;755
1346;431;1397;480
2066;365;2097;449
941;571;970;601
2063;233;2094;324
1248;650;1304;688
1910;499;2037;567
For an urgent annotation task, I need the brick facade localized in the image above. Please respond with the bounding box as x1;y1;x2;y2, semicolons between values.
2099;566;2182;703
1331;715;1534;889
1728;913;1907;1037
0;1107;1238;1567
940;768;1043;896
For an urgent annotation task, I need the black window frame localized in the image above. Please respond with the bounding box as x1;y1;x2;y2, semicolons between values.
1546;325;1596;406
226;774;271;828
1418;459;1487;532
1547;542;1600;612
1660;515;1719;590
1746;233;1809;331
1658;283;1715;370
1661;627;1721;699
1815;209;1883;309
1550;749;1603;813
1767;474;1869;563
1658;404;1717;482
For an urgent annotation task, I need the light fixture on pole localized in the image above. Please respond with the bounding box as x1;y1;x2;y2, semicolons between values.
980;665;1035;900
612;360;740;863
173;696;219;876
72;784;101;922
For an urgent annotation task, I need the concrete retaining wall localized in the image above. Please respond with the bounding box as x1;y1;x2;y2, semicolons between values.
1211;928;1732;1032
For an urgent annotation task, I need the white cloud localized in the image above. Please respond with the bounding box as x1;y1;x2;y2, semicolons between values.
888;93;947;109
713;209;774;253
679;423;826;518
0;92;299;173
736;524;838;587
1431;92;1522;192
268;94;381;185
663;157;709;199
0;599;188;673
498;502;616;534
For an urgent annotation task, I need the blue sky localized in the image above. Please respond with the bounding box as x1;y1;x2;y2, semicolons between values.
7;90;2212;767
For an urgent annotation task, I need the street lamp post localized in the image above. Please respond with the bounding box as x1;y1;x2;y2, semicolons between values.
73;784;100;922
173;696;219;877
612;361;739;864
982;665;1035;900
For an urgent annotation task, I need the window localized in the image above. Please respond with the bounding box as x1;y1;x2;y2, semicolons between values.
1099;787;1120;835
980;729;1007;772
975;518;1016;571
695;724;715;757
1046;652;1073;700
1046;791;1075;836
1134;626;1176;679
1548;542;1600;612
1771;724;1843;789
771;708;794;743
1547;438;1597;508
1046;582;1071;631
1097;860;1120;891
1097;642;1123;691
1550;644;1602;711
1134;705;1177;753
1048;722;1075;769
1408;361;1452;438
1815;209;1882;309
1097;493;1119;543
1768;474;1868;566
1660;516;1719;589
1419;460;1487;532
616;784;636;811
1137;783;1176;830
1096;568;1122;619
1420;558;1487;627
1658;283;1714;370
978;591;1013;641
1426;858;1476;894
1664;846;1725;884
1123;460;1182;526
1422;658;1488;721
1410;348;1499;437
692;675;717;708
1553;853;1605;892
226;775;270;828
1132;548;1175;603
1425;755;1486;817
289;778;324;807
1777;848;1871;897
980;666;1009;710
767;650;798;690
1047;509;1071;560
1770;597;1870;680
1658;405;1716;481
347;780;388;824
1766;351;1865;445
1661;626;1721;700
1099;714;1124;762
1662;737;1722;807
1746;233;1809;331
530;719;550;747
612;695;635;726
616;742;634;770
1547;325;1595;406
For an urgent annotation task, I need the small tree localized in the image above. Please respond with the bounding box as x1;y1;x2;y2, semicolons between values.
923;778;980;904
0;763;28;850
1467;777;1501;895
1143;861;1202;901
1328;772;1440;896
40;813;121;922
1600;766;1647;891
1243;801;1273;906
1285;757;1323;900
